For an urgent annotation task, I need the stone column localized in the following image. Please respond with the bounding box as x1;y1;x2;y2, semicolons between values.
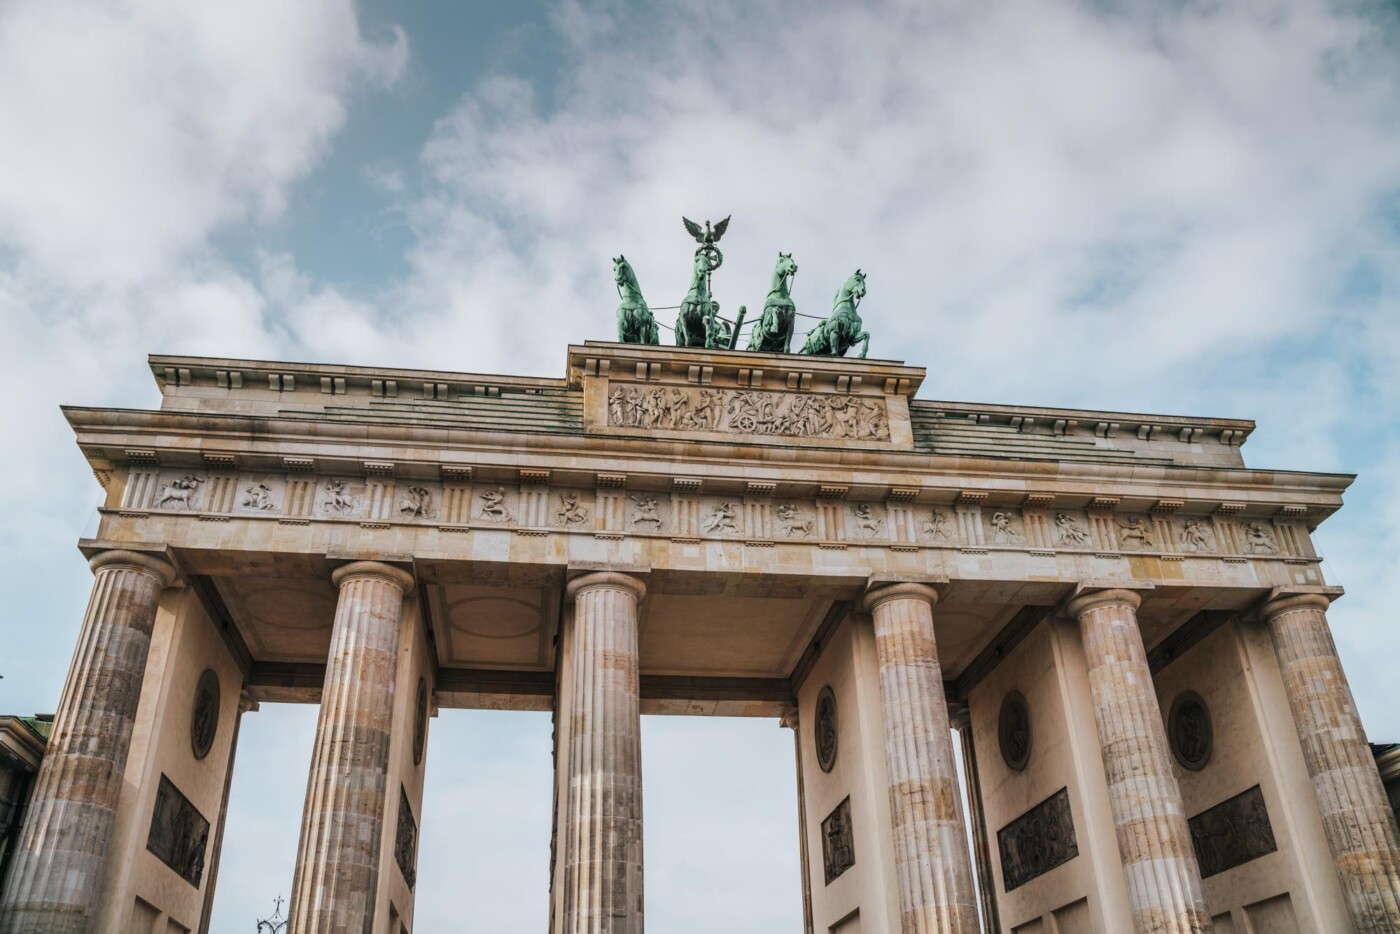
561;572;646;934
1261;593;1400;931
198;690;257;934
862;583;977;934
950;706;1000;934
780;708;815;934
0;549;176;934
289;561;415;934
1067;588;1210;934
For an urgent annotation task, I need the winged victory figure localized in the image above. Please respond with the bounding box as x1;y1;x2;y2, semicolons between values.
682;215;731;248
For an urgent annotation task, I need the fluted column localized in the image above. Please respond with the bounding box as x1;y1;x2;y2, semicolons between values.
862;583;977;934
1068;589;1210;934
0;549;176;934
290;561;415;934
1261;593;1400;931
562;572;646;934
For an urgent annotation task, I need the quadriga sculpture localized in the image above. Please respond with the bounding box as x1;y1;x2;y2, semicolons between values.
746;252;798;353
614;255;659;344
675;250;718;347
800;269;870;358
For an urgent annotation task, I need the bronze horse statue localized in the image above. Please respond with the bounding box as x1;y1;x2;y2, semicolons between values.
746;253;798;353
614;255;659;344
800;269;870;358
675;251;717;347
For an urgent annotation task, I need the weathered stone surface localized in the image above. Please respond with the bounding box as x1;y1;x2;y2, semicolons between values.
562;572;646;934
1068;588;1211;934
289;560;414;934
864;582;978;934
0;549;175;934
1262;593;1400;932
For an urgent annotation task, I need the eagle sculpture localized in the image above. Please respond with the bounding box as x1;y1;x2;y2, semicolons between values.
682;215;731;247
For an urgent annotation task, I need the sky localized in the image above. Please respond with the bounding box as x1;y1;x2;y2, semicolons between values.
1;0;1398;930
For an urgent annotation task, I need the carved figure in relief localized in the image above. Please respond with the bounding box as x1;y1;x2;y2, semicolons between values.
478;487;512;522
1119;516;1154;547
609;387;626;425
776;503;814;537
398;486;436;519
1181;518;1214;552
680;389;720;430
156;475;204;510
241;483;275;511
800;269;870;358
323;479;359;515
1055;513;1089;546
852;503;882;537
556;492;590;526
608;384;890;440
1242;521;1278;554
747;252;798;353
625;387;644;426
629;495;662;529
990;511;1022;544
614;255;659;345
702;502;738;534
922;508;954;541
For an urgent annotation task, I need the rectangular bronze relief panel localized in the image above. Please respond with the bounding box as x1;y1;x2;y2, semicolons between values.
146;774;210;888
1188;784;1277;878
997;787;1078;892
822;796;856;885
396;785;419;889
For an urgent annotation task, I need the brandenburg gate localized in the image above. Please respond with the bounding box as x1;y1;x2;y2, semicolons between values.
3;336;1399;932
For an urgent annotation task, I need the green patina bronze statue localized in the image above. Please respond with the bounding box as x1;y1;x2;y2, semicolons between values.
746;252;798;353
800;269;870;358
675;250;718;347
613;255;659;344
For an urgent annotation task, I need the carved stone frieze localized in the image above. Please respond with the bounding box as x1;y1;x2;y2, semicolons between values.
607;382;891;441
628;495;663;530
155;474;204;511
821;796;855;885
1188;785;1276;878
398;485;436;519
1118;515;1155;549
1180;518;1215;552
1054;512;1090;547
776;503;814;537
241;482;276;511
988;510;1024;545
851;503;883;538
476;487;513;523
146;774;210;888
997;787;1078;891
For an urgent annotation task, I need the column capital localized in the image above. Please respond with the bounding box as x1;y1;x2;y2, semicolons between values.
566;571;646;602
88;548;177;588
1066;587;1141;618
1259;591;1331;620
779;707;799;731
862;580;940;612
330;560;415;594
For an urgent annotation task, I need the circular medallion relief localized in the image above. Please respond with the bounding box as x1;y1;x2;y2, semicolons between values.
190;669;220;760
815;686;838;773
413;678;428;766
1169;691;1213;771
998;690;1032;772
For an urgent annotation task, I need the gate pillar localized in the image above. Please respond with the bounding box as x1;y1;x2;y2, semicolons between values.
1260;593;1400;931
559;571;646;934
862;582;978;934
1067;588;1211;933
290;561;416;934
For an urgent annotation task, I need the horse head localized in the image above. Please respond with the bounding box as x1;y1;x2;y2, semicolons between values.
773;252;798;293
613;255;636;293
836;268;866;308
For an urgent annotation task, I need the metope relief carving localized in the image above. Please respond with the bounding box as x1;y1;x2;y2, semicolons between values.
1181;518;1215;553
1189;785;1277;878
702;502;739;535
776;503;814;537
607;382;891;441
815;686;838;773
988;510;1023;545
395;785;418;889
555;492;590;526
1118;515;1154;549
921;508;955;542
821;797;855;885
1241;521;1278;554
398;486;437;519
629;495;663;530
1055;513;1090;547
321;479;360;515
476;487;513;523
998;787;1078;891
190;669;219;761
241;482;276;511
146;774;209;888
155;475;204;511
851;503;883;538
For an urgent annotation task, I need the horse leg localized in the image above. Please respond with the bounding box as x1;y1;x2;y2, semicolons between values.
858;332;870;359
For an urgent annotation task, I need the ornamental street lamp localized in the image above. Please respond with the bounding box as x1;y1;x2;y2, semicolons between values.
255;895;287;933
